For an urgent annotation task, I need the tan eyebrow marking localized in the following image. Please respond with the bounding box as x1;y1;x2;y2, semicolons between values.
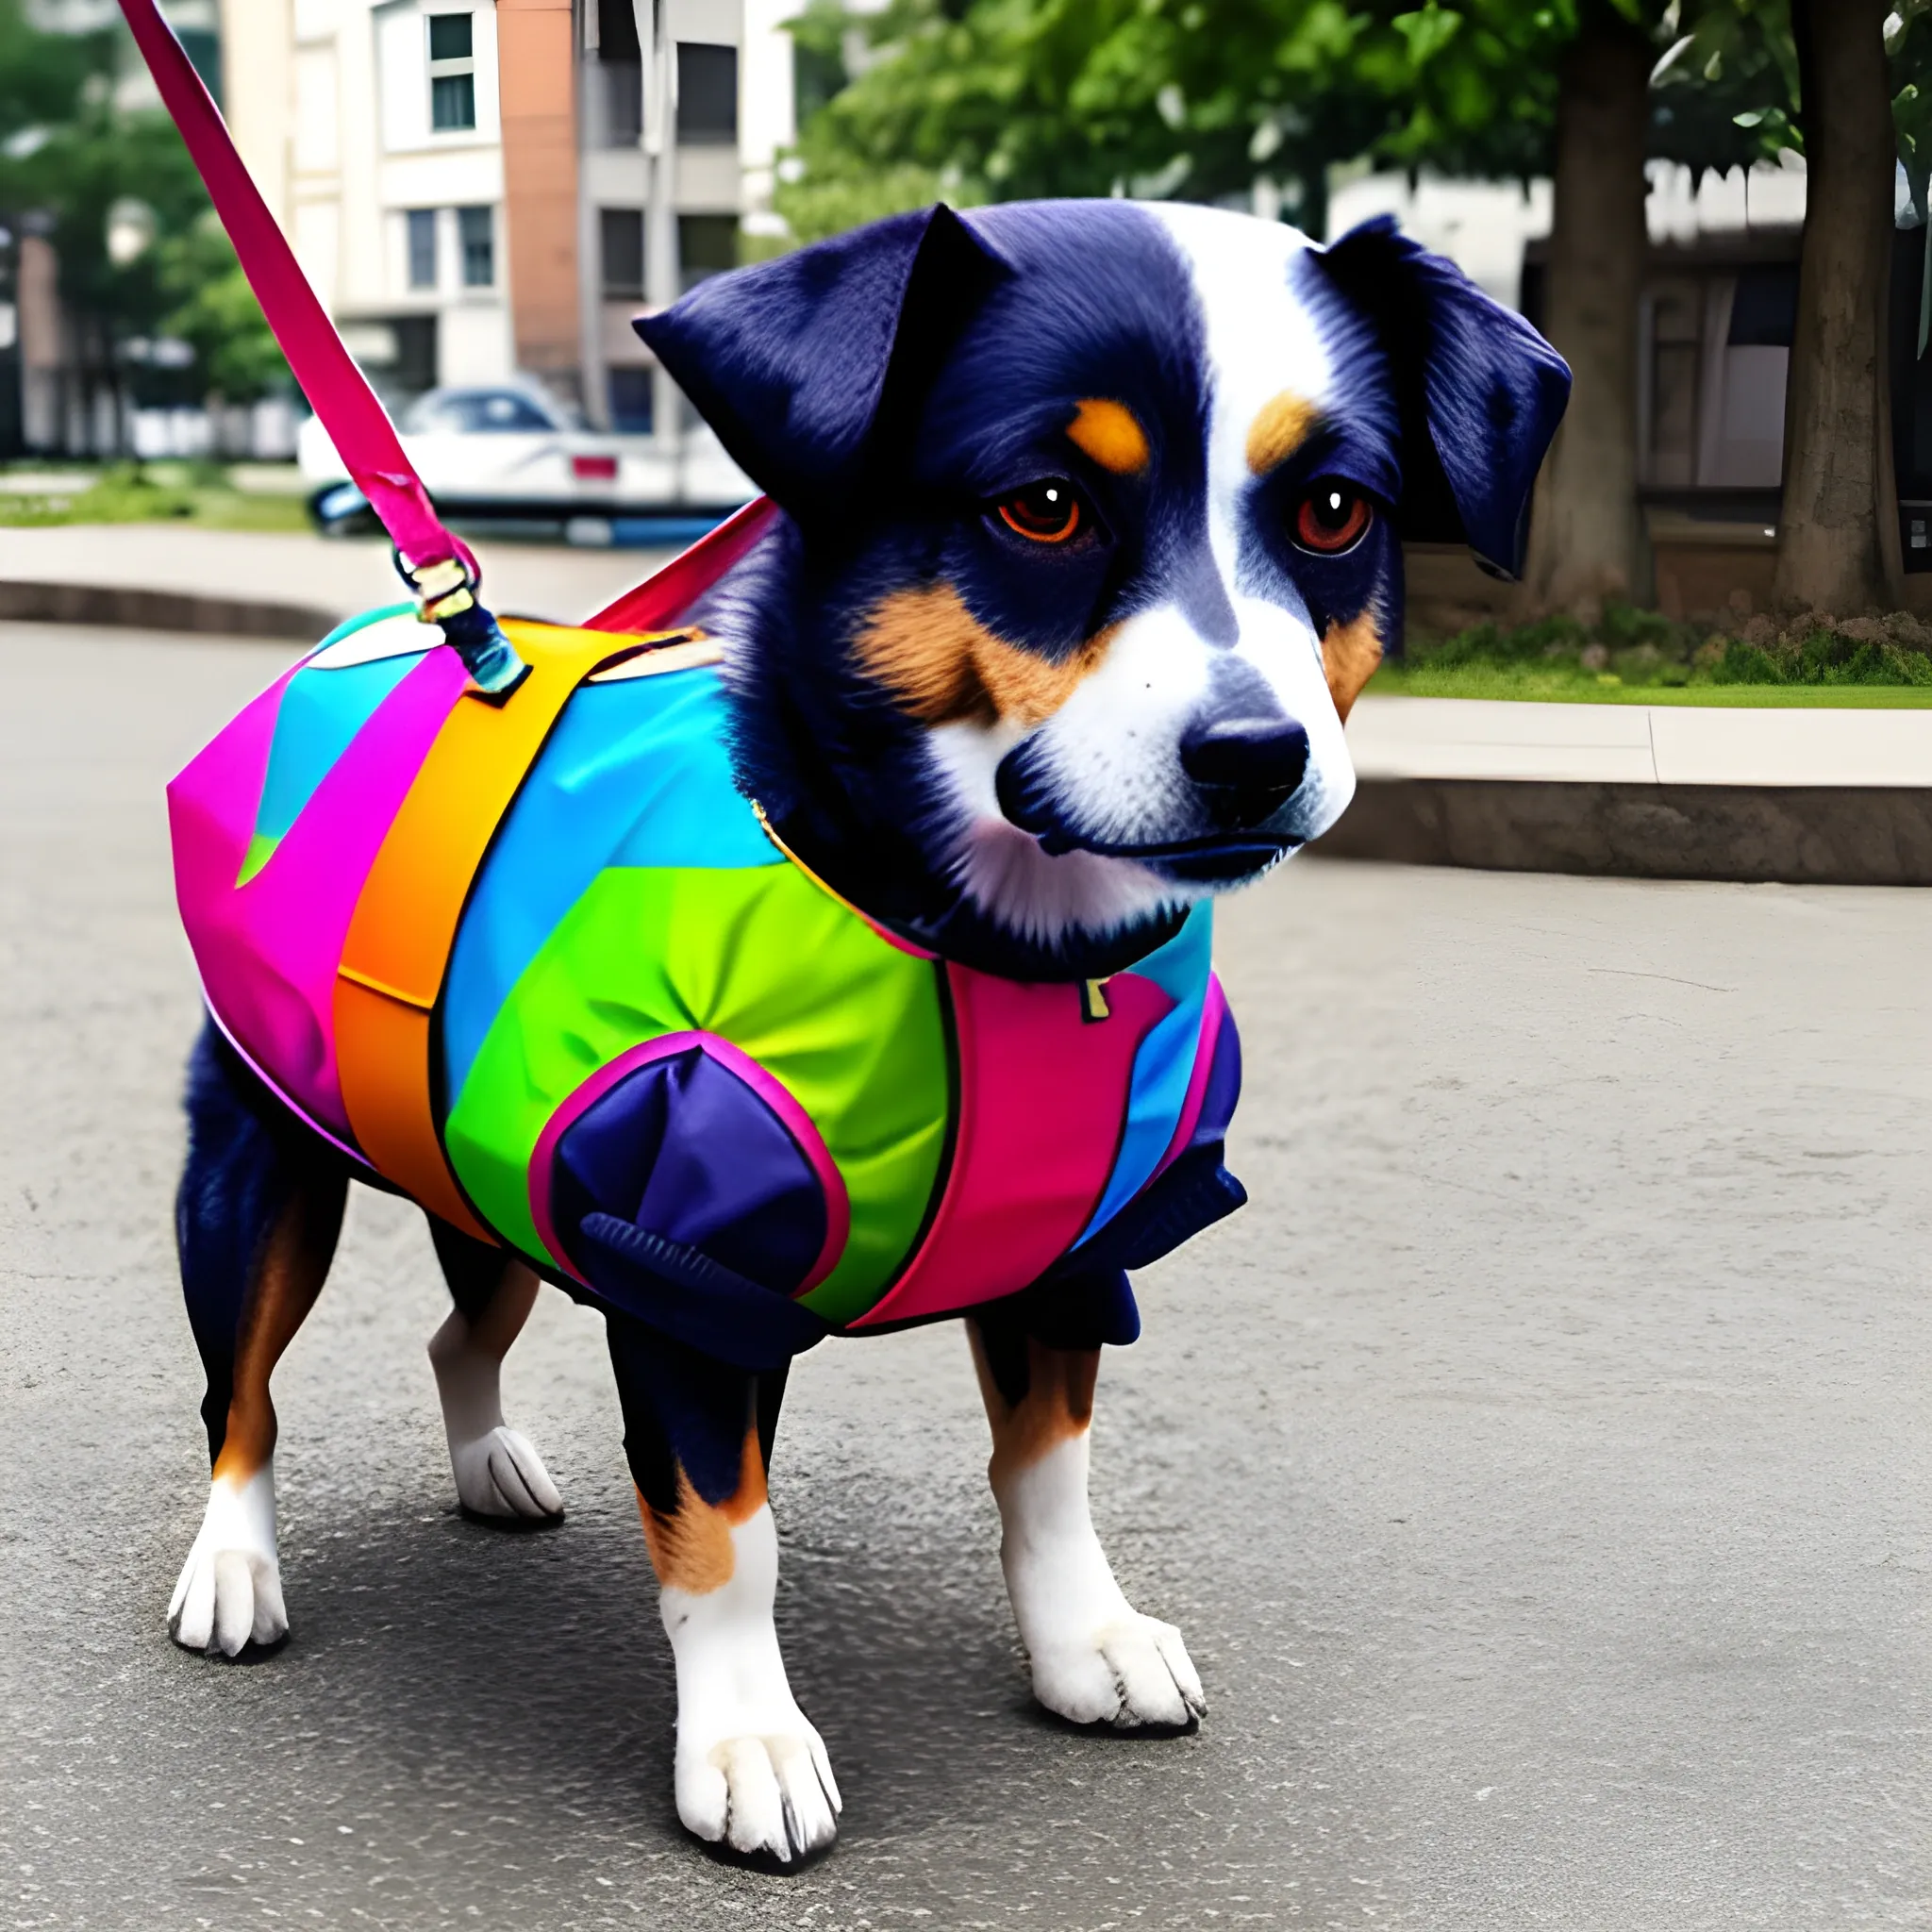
1323;611;1383;724
1066;398;1150;475
854;583;1114;729
1246;391;1321;475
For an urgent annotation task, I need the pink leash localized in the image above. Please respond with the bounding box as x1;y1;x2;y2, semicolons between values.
120;0;778;669
118;0;526;692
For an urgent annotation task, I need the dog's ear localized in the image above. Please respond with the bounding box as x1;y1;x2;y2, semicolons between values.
1308;216;1570;580
634;204;1011;514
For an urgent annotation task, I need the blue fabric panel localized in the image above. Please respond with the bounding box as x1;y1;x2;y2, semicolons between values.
1076;902;1215;1244
441;666;780;1103
551;1045;826;1295
254;652;423;843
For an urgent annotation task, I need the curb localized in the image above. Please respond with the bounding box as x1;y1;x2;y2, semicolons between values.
1322;778;1932;886
0;578;337;641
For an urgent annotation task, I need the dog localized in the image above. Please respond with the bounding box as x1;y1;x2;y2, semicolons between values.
162;199;1567;1865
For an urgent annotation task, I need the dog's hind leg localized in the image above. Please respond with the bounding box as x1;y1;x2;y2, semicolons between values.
425;1220;563;1522
170;1022;348;1657
969;1288;1207;1730
606;1313;839;1865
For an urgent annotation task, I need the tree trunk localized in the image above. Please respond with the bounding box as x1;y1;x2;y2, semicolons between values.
1773;0;1898;616
1521;2;1653;618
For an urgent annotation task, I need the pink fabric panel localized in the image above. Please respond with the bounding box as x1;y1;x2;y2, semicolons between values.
526;1030;851;1293
201;987;371;1169
169;648;468;1138
1149;971;1228;1183
849;965;1173;1329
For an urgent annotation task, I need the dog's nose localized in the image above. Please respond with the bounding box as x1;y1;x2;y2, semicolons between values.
1180;716;1309;828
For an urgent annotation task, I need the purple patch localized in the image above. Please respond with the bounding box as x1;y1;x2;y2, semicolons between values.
527;1032;849;1295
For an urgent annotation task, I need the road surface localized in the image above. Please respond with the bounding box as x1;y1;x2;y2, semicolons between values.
2;621;1926;1930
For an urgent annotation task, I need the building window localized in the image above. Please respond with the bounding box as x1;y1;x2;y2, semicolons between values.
601;208;644;298
678;213;737;292
675;43;737;145
595;0;642;146
406;208;437;291
427;12;476;131
608;368;654;434
1727;264;1798;348
458;205;494;287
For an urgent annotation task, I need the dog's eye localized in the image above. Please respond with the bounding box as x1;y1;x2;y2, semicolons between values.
995;479;1083;544
1293;483;1372;556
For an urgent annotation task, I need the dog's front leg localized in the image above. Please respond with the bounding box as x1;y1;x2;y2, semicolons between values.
969;1307;1207;1729
605;1315;839;1863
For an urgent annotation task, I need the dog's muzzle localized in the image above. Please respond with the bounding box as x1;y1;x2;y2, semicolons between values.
994;714;1308;883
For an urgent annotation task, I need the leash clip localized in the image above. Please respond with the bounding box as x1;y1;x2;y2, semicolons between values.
395;549;529;702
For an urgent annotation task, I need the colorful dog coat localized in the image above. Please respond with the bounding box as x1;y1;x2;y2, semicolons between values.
169;607;1244;1364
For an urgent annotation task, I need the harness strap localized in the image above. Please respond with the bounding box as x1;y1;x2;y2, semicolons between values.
333;622;670;1239
118;0;525;695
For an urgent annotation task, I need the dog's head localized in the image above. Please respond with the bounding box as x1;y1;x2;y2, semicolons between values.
640;201;1567;976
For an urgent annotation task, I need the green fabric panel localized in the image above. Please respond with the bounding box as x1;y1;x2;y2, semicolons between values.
443;863;950;1324
235;828;278;887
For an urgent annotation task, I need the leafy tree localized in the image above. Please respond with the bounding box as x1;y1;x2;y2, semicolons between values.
0;1;286;433
785;0;1932;619
778;0;1406;242
0;0;100;145
156;213;288;404
1655;0;1932;615
1771;0;1897;614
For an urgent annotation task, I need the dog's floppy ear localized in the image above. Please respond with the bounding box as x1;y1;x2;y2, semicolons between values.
634;204;1011;514
1308;216;1570;580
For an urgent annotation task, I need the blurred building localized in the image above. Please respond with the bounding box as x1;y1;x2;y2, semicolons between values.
217;0;798;435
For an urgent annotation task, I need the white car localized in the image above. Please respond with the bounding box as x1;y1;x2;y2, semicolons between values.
297;382;754;541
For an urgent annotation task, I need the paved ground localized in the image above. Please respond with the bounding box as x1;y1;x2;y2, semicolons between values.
1;621;1926;1931
0;525;673;627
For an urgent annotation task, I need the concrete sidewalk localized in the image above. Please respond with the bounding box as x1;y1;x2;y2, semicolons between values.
1348;693;1932;787
0;524;670;635
1334;697;1932;884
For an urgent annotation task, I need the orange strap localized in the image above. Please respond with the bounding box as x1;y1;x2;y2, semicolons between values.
333;621;683;1239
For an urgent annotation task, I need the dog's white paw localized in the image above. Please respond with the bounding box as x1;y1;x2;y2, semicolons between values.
168;1463;286;1657
995;1434;1207;1729
1028;1609;1207;1728
662;1504;841;1863
449;1424;564;1520
429;1311;563;1522
675;1708;842;1863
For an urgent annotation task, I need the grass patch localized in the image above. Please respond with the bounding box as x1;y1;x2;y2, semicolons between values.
0;460;311;535
1379;602;1932;705
1369;663;1932;707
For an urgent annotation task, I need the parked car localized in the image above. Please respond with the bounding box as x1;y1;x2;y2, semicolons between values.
297;381;754;542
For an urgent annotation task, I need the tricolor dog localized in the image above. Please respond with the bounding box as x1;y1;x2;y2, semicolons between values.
164;201;1567;1865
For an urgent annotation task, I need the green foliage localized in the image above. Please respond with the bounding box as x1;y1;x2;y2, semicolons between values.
778;158;965;247
1649;0;1802;174
0;0;101;144
773;0;1822;250
776;0;1410;240
0;0;282;403
1401;603;1932;692
0;460;310;532
157;214;288;403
